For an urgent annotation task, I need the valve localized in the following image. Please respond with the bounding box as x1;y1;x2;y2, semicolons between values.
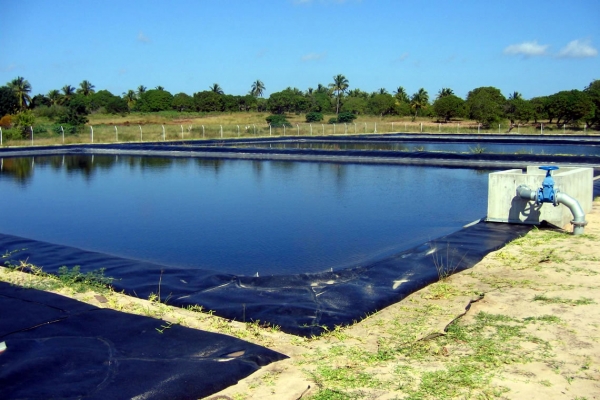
537;166;559;205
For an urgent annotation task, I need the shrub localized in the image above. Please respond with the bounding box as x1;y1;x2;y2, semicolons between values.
337;112;357;123
328;117;337;124
0;114;12;128
33;105;67;120
265;114;292;127
305;111;323;123
1;128;24;140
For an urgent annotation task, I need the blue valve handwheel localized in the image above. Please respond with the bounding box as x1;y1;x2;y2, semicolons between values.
539;166;559;171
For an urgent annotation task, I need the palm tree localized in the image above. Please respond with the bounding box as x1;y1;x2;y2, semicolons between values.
8;76;32;110
60;85;76;104
378;88;389;95
436;88;454;99
316;83;328;94
47;89;61;106
155;86;165;91
393;86;409;103
123;90;137;109
137;85;147;97
77;80;95;96
509;91;522;100
210;83;224;94
410;88;429;120
329;74;349;115
250;80;265;97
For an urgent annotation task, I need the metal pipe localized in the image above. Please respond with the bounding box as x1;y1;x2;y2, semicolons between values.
556;192;587;235
517;185;587;234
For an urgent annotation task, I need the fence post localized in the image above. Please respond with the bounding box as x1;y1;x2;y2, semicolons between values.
283;125;286;136
220;125;223;138
297;124;299;136
90;125;94;143
237;125;240;137
115;126;118;142
420;123;422;133
0;127;2;146
344;123;347;134
202;125;205;138
354;123;357;134
563;124;565;134
541;123;543;135
139;125;143;141
162;125;165;141
181;125;184;139
457;123;460;133
392;122;394;132
517;124;519;134
61;126;64;143
364;122;367;133
498;124;501;134
333;123;335;135
322;124;324;135
269;124;272;136
310;124;312;136
31;126;34;145
477;124;480;134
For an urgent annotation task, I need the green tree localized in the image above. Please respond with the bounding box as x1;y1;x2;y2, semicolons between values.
209;83;224;94
0;86;20;116
465;86;506;126
547;90;594;125
505;98;534;124
508;91;522;100
134;89;173;112
137;85;147;97
172;92;194;111
60;85;76;105
250;80;265;97
8;76;32;110
584;80;600;126
410;88;429;120
48;89;61;106
155;86;165;91
30;94;50;108
394;86;409;103
432;94;465;122
193;90;224;112
77;80;95;96
367;93;396;116
58;95;89;127
123;90;137;109
529;96;549;123
436;88;454;99
341;97;367;115
329;74;349;115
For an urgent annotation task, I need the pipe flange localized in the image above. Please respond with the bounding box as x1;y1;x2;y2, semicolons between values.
571;220;588;227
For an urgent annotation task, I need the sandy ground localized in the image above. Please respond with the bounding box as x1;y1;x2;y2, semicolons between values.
2;200;600;399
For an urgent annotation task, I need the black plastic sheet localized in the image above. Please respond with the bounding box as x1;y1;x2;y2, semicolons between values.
0;282;286;399
0;221;531;337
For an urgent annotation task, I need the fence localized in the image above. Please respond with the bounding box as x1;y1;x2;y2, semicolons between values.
0;121;593;147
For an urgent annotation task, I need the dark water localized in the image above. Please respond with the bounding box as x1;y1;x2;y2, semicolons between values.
0;155;489;276
227;141;600;156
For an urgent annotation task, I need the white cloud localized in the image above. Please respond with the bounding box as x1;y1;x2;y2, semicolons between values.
503;40;549;57
137;31;151;43
301;52;326;61
557;39;598;58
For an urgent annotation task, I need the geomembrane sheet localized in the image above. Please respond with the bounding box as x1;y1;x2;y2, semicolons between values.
0;282;286;399
1;221;532;337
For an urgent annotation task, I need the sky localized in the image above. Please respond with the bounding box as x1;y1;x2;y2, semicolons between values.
1;0;599;100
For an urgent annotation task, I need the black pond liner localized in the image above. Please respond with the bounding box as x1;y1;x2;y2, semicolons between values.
0;281;287;399
0;221;531;337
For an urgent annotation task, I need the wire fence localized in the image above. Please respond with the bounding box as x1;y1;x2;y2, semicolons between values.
0;121;593;147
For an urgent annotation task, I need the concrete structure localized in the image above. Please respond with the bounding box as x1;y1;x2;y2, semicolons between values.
487;166;593;230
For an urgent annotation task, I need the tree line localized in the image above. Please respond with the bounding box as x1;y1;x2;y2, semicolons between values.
1;75;599;138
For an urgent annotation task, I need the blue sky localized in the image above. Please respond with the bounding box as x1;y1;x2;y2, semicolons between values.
1;0;598;100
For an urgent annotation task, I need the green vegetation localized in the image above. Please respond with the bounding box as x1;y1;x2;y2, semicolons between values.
2;76;598;143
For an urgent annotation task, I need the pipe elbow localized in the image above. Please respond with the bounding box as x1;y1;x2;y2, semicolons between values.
556;192;587;234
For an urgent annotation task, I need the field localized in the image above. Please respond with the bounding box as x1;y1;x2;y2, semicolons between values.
1;112;596;147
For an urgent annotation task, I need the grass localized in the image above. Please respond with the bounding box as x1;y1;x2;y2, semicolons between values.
2;112;594;147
